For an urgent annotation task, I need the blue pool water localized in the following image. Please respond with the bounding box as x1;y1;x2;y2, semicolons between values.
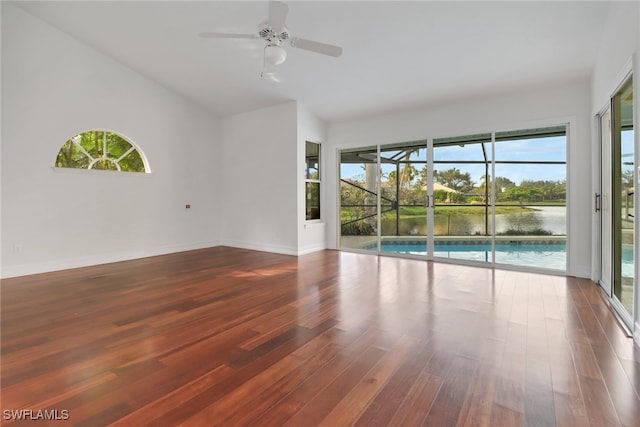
381;242;634;273
386;243;565;253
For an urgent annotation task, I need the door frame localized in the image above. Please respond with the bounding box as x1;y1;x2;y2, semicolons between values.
597;70;635;331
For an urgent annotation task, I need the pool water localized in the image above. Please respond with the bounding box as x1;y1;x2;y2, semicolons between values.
381;242;634;273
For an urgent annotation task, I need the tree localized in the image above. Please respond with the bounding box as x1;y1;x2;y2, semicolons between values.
520;180;566;201
433;168;475;193
494;177;516;191
477;175;516;201
502;186;544;203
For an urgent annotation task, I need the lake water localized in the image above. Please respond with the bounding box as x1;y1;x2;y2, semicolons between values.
380;206;566;236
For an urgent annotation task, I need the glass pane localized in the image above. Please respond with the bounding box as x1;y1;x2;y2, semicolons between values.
305;141;320;180
433;135;492;263
495;127;567;161
120;149;146;172
339;148;378;252
106;133;133;158
379;144;427;255
79;130;105;158
91;159;119;171
495;135;566;162
55;139;91;169
305;182;320;221
612;76;634;316
493;128;567;270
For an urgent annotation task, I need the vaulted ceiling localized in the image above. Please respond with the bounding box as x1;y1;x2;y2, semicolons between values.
15;1;611;122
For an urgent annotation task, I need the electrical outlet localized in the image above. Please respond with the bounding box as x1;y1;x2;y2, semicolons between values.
185;204;191;209
13;244;23;254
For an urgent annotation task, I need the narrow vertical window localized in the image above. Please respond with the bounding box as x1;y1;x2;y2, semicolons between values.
305;141;321;220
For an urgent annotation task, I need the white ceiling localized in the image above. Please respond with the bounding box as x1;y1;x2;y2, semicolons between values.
14;1;611;123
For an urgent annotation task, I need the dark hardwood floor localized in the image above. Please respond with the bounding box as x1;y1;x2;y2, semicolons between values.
1;247;639;426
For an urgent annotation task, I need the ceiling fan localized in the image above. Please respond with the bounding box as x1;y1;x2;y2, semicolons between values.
200;0;343;77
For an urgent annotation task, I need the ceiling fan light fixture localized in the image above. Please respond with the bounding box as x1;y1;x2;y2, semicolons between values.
264;44;287;65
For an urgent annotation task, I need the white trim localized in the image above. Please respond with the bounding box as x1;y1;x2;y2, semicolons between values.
564;120;572;274
303;220;324;227
51;166;152;176
634;322;640;348
592;105;608;283
427;138;434;258
219;239;298;256
611;296;634;331
304;140;322;221
297;243;327;255
335;146;342;250
376;145;381;253
0;241;221;279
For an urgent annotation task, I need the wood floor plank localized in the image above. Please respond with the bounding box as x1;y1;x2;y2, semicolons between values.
1;247;639;426
423;354;479;426
354;338;433;426
317;335;418;426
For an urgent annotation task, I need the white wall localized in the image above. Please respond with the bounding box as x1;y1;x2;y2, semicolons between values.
297;104;327;254
219;102;298;255
327;81;592;277
1;4;220;278
591;2;639;114
590;1;640;344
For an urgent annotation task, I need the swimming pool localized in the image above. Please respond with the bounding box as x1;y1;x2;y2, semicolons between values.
379;241;634;273
381;241;567;269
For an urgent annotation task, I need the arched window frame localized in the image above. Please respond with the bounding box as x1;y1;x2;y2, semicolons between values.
54;129;151;173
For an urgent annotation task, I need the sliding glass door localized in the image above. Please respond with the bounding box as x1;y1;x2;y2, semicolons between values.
379;143;428;255
611;76;634;320
432;134;493;263
599;74;634;327
493;127;567;269
338;125;567;272
339;147;379;253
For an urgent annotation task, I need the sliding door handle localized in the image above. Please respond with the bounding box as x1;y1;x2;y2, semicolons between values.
595;193;601;213
426;195;433;208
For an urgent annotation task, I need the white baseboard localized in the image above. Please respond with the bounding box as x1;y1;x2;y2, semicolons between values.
1;240;327;279
218;240;298;256
0;240;221;279
297;244;327;256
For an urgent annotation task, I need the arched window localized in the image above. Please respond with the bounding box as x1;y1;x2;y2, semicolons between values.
55;130;149;173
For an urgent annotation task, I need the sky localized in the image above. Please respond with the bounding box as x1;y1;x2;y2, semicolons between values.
340;135;573;185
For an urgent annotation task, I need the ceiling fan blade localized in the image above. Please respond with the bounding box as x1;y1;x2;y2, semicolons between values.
199;32;258;39
268;1;289;33
289;37;343;58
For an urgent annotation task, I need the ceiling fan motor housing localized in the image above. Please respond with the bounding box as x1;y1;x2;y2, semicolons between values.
258;22;289;42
